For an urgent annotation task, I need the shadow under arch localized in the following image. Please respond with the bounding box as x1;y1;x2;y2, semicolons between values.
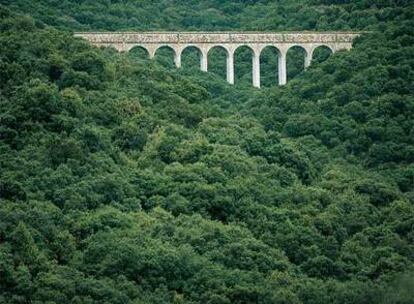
207;45;229;80
181;45;204;70
260;45;281;88
286;45;308;81
154;45;177;68
128;45;150;61
312;45;334;64
234;44;255;86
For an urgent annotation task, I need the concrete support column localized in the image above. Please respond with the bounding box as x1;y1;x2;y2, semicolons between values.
201;51;208;72
226;51;234;85
144;45;158;59
278;51;287;86
174;51;182;68
252;51;260;88
304;49;312;69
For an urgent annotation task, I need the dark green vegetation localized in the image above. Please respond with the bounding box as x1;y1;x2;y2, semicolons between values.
1;1;414;303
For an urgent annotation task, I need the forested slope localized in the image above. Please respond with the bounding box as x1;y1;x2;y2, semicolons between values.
0;1;414;303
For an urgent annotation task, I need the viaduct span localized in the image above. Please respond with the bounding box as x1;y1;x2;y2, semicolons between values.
74;32;360;88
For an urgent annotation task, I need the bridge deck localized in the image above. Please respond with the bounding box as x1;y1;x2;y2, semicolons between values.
74;31;360;44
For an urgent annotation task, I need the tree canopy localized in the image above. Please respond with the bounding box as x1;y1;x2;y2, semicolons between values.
0;1;413;303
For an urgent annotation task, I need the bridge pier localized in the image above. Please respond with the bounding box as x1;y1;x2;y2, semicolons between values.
278;51;287;86
304;49;312;69
227;51;234;85
174;51;181;68
252;51;261;88
201;51;208;72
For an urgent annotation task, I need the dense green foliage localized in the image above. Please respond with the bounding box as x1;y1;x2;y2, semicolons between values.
1;1;414;303
2;0;412;32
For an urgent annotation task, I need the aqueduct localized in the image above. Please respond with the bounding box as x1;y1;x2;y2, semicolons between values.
74;32;360;88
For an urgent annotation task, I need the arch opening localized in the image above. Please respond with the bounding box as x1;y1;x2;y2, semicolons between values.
128;45;150;61
260;46;280;88
312;45;333;64
207;46;228;81
286;45;308;81
181;46;203;71
234;45;254;86
154;45;176;69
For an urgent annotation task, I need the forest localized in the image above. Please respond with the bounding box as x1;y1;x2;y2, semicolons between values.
0;0;413;303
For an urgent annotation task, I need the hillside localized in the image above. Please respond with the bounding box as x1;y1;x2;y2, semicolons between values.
1;1;414;303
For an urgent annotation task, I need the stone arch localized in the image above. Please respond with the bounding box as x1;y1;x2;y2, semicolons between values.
207;45;230;80
153;45;178;68
311;44;334;64
286;44;309;56
260;45;282;87
259;45;281;57
128;45;150;60
286;44;309;81
234;44;255;55
154;44;178;57
234;44;256;86
207;45;230;57
180;44;205;71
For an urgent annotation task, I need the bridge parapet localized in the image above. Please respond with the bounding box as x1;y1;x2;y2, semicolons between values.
75;32;358;44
